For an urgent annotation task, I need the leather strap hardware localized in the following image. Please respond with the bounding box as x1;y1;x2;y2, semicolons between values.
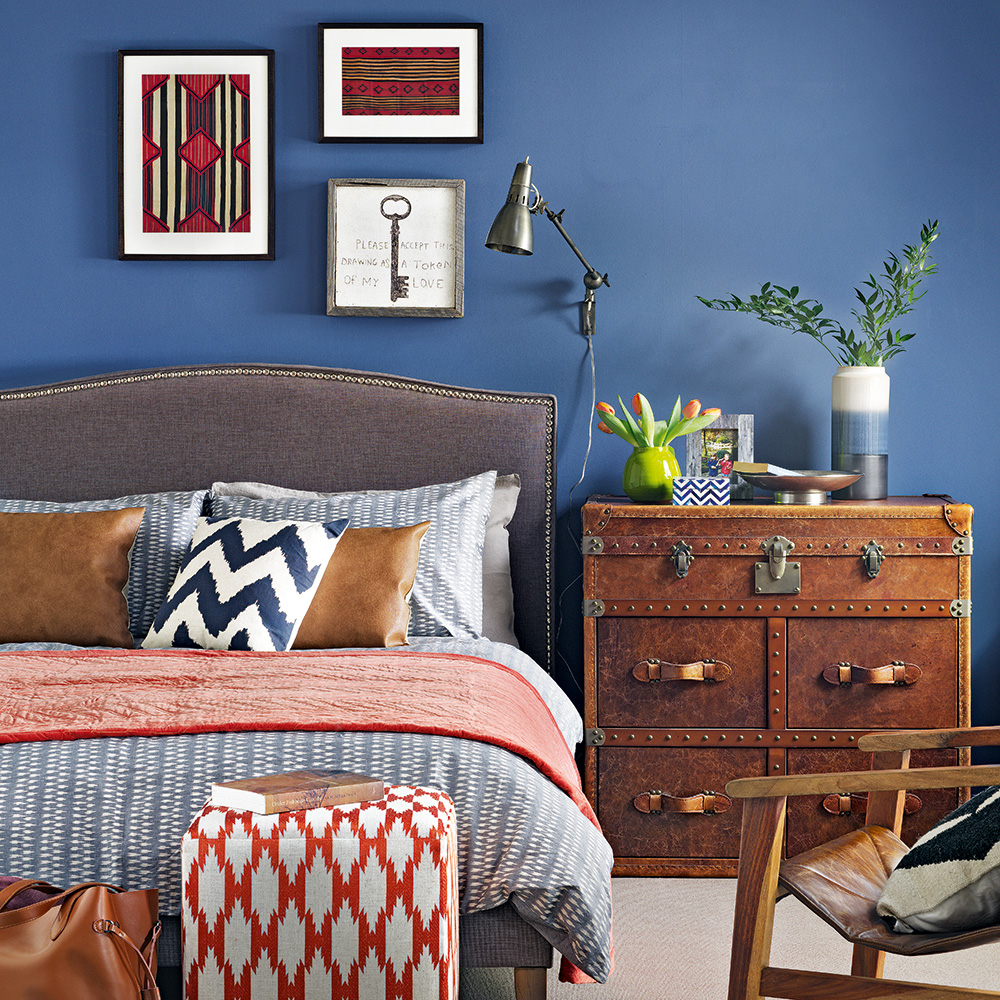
823;661;922;687
93;917;162;1000
822;791;923;817
633;658;733;684
633;789;733;815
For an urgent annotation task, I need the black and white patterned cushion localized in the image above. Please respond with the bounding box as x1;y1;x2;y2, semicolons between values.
0;490;207;645
877;784;1000;932
141;516;348;651
209;471;497;638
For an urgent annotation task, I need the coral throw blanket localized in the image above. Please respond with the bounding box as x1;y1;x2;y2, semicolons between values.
0;647;608;982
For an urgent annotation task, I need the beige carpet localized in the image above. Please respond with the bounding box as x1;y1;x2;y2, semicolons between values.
459;877;1000;998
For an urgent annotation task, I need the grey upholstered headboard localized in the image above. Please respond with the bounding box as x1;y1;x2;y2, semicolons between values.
0;364;557;671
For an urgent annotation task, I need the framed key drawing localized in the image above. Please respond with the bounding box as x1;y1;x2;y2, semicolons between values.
118;49;275;260
326;178;465;317
319;23;483;143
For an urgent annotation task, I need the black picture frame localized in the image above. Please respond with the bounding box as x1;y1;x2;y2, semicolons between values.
118;49;275;260
318;23;483;143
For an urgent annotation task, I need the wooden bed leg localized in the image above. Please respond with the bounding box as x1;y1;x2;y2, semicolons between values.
514;966;547;1000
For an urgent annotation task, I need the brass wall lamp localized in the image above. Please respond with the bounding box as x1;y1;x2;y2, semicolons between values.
485;157;610;338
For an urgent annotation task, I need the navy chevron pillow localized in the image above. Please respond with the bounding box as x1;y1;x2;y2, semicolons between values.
142;516;348;652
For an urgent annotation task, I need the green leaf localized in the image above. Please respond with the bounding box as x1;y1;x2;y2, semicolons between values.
637;393;656;448
595;409;634;444
618;396;645;446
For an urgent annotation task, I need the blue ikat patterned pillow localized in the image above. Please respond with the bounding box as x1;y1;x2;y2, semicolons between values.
209;472;496;639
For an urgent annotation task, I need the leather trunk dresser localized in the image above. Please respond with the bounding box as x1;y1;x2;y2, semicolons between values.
581;495;972;877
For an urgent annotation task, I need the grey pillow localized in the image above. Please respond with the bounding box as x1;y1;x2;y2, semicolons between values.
877;784;1000;932
0;490;207;645
211;473;521;647
209;472;496;639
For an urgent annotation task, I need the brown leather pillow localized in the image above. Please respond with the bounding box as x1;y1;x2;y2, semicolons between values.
294;522;430;649
0;508;146;647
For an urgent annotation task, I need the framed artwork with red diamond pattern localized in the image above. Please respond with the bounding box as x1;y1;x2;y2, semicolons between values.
319;23;483;143
118;50;275;259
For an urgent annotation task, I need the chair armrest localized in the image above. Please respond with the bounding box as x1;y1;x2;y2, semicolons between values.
858;726;1000;752
726;763;1000;800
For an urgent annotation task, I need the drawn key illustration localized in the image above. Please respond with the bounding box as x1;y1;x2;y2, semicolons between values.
380;194;411;302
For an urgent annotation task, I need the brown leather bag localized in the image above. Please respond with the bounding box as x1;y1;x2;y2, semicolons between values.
0;879;161;1000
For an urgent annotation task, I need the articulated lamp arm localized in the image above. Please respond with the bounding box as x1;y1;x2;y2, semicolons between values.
485;158;610;337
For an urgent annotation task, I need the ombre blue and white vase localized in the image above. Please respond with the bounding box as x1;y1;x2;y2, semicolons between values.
831;365;889;500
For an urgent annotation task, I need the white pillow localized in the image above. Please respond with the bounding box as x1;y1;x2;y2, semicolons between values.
877;785;1000;933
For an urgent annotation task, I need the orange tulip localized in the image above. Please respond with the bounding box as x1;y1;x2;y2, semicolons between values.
632;393;643;415
596;401;615;415
702;408;721;419
682;399;701;419
597;422;614;434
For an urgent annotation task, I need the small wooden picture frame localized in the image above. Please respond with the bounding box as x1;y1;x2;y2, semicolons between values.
685;413;754;500
326;178;464;317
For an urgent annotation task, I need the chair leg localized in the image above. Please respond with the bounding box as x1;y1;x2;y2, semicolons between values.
851;942;885;979
514;966;547;1000
728;795;787;1000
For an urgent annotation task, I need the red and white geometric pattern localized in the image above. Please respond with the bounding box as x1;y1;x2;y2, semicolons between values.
181;785;458;999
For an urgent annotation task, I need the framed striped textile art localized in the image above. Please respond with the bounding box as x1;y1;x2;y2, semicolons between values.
318;23;483;143
118;49;275;260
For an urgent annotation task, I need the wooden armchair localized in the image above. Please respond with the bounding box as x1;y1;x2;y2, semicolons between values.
726;726;1000;1000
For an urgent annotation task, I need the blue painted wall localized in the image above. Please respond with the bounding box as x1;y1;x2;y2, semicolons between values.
3;1;999;717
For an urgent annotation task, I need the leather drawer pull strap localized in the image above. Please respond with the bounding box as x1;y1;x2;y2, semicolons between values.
633;790;733;815
822;791;923;817
633;658;732;683
822;661;922;686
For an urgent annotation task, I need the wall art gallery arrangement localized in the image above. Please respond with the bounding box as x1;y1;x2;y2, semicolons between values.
118;22;482;287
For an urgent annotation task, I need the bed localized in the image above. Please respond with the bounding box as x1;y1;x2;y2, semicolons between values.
0;364;613;998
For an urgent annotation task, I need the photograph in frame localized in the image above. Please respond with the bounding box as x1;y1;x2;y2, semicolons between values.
118;49;274;260
319;23;483;143
685;413;755;500
327;179;465;318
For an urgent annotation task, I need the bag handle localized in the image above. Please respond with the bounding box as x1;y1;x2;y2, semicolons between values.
94;918;162;1000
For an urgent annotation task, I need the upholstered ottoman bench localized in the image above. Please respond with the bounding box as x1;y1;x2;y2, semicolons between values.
181;784;458;1000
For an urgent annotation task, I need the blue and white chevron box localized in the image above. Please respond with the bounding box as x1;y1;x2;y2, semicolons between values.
672;476;730;506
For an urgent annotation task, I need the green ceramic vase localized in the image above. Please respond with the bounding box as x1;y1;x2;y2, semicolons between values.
622;445;680;503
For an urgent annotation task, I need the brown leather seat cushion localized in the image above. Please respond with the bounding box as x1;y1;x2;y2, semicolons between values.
780;824;1000;955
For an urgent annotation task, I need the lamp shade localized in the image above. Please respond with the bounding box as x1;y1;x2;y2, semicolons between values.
485;160;534;255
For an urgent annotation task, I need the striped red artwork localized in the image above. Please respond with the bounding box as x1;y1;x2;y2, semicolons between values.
141;74;251;233
342;46;459;116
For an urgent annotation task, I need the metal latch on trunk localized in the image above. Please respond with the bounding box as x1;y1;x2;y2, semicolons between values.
862;539;884;579
755;535;801;594
671;540;694;578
